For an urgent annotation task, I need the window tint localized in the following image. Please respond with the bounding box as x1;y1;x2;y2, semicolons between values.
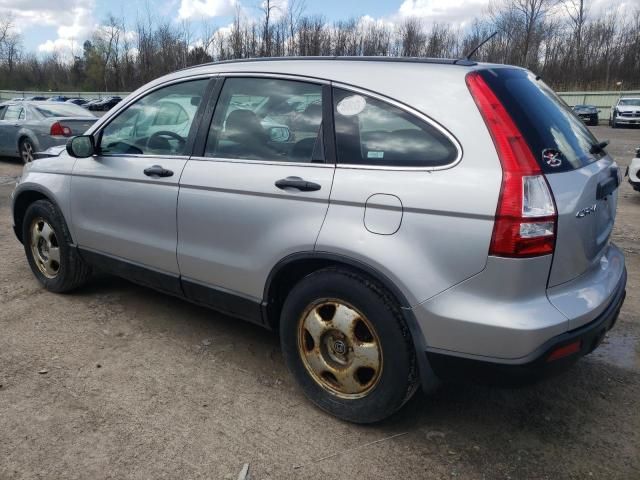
333;88;457;167
4;106;25;121
206;78;324;163
100;79;208;156
0;106;6;119
479;68;602;173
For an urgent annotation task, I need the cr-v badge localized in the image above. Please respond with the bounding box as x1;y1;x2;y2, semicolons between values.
542;149;563;168
576;203;598;218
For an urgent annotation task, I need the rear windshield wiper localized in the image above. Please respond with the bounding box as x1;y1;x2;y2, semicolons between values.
590;140;609;154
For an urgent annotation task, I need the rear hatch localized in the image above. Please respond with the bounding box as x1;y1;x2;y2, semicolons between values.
478;68;619;287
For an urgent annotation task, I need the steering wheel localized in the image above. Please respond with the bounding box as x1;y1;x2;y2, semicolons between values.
148;131;186;149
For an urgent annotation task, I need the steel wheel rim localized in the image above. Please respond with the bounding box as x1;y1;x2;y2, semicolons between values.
29;217;60;279
21;141;34;163
297;299;383;399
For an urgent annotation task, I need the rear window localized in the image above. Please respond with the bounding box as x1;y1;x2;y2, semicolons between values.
333;88;458;168
35;104;93;118
479;68;604;173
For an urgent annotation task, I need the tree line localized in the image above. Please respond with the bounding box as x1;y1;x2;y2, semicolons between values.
0;0;638;93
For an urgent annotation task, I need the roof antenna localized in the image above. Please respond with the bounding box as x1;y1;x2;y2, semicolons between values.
462;31;498;61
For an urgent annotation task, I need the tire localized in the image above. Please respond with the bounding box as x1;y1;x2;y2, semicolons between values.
19;137;36;164
22;200;91;293
280;267;420;423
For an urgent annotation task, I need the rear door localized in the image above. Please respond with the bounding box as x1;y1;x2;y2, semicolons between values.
177;76;333;319
0;105;24;155
479;68;619;287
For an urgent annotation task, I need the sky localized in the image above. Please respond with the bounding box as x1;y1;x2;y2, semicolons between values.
1;0;638;57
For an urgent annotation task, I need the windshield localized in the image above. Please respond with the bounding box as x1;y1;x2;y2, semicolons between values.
479;68;604;173
618;99;640;106
35;104;94;118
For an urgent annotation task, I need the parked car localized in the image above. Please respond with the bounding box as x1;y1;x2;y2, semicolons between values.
610;97;640;128
81;98;101;109
24;96;48;101
572;104;600;126
627;146;640;191
0;101;97;163
48;95;70;102
10;58;626;423
87;96;122;111
66;98;89;106
11;97;24;101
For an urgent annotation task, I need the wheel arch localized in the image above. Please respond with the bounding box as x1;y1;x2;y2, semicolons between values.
12;186;63;244
263;252;440;392
17;131;40;156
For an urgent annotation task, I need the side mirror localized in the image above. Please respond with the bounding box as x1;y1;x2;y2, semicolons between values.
66;135;96;158
269;126;291;143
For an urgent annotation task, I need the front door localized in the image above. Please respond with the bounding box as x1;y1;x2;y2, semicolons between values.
177;76;334;320
70;78;212;293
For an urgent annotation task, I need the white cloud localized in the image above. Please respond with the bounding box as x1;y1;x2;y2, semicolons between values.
398;0;489;26
0;0;97;57
178;0;236;19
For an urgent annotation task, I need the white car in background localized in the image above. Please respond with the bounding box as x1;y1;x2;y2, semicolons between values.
610;97;640;128
628;147;640;192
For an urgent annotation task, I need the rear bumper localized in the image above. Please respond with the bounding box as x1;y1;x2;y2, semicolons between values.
413;244;626;361
426;267;626;382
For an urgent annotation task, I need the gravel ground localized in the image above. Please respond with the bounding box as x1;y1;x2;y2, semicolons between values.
0;126;638;480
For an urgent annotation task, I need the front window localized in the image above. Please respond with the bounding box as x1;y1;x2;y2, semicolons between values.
100;79;208;156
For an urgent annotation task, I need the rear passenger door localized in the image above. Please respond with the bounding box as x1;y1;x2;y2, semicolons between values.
0;105;24;155
177;76;334;321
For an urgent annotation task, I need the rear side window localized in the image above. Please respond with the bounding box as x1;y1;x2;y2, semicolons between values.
479;68;603;173
4;106;24;121
35;104;92;118
333;88;457;167
205;77;324;163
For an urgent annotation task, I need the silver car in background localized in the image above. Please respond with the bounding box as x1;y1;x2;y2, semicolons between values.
10;58;627;423
0;101;96;163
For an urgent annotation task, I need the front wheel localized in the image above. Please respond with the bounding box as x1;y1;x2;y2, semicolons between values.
22;200;91;293
280;267;420;423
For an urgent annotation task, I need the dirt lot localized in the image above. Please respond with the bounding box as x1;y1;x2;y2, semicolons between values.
0;126;638;480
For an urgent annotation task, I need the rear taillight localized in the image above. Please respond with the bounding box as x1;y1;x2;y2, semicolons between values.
466;71;557;258
50;122;72;137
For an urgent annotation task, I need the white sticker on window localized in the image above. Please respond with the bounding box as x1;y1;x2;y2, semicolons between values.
367;151;384;159
336;95;366;117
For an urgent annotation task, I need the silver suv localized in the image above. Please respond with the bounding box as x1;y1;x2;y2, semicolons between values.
11;58;627;423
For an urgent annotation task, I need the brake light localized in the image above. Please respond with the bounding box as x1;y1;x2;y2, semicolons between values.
466;72;557;257
50;122;72;137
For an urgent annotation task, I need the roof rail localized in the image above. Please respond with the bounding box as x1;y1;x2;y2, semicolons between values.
178;55;477;72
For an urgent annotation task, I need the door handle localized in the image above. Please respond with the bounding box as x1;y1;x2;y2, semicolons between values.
275;176;321;192
144;165;173;178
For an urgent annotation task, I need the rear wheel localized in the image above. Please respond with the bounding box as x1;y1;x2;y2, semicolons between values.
280;267;420;423
22;200;91;292
19;138;35;164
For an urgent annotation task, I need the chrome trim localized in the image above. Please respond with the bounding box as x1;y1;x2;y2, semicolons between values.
188;156;334;168
99;153;191;160
330;81;463;172
217;71;330;85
